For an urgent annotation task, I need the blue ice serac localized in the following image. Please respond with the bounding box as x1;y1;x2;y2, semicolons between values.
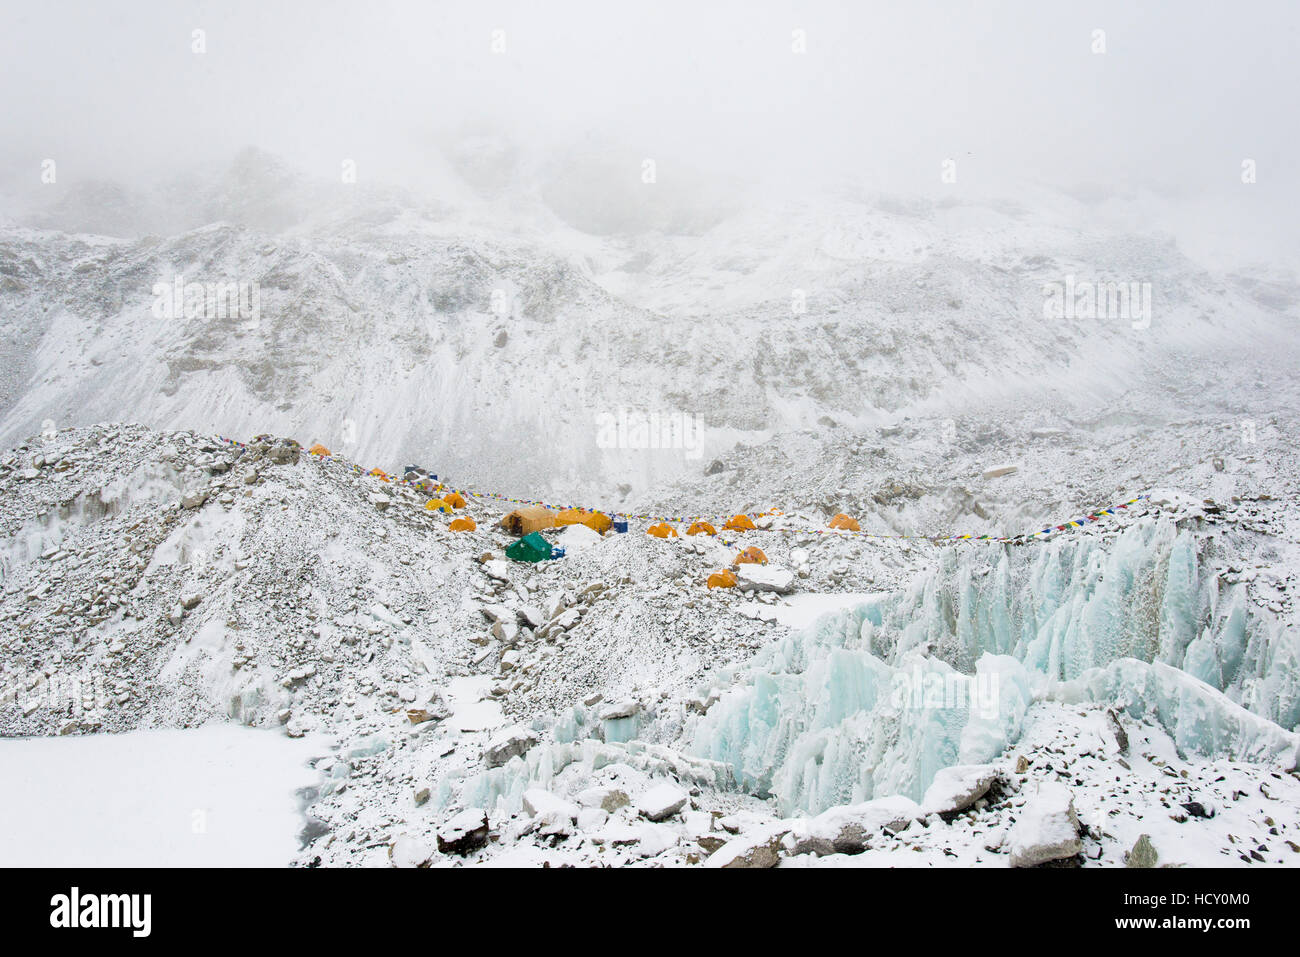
439;518;1299;820
691;519;1298;814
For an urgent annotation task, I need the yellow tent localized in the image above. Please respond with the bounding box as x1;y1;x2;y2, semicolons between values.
735;546;768;565
829;513;860;531
425;498;453;514
707;569;737;589
448;516;477;531
498;507;556;536
556;508;613;535
647;522;678;538
724;514;756;531
686;521;717;536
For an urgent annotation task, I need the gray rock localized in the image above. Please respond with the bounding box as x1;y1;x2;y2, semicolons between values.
921;764;1001;815
1125;833;1159;868
483;726;539;768
705;827;790;868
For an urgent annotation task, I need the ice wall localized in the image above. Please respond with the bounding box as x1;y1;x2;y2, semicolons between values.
687;603;1035;815
869;520;1299;731
687;518;1299;815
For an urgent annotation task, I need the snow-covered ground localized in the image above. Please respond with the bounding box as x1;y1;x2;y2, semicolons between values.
0;420;1296;868
0;725;322;866
1;154;1298;869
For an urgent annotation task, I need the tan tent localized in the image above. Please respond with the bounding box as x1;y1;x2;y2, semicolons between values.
498;506;556;536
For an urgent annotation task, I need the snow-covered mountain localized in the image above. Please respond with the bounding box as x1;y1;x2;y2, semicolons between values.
3;149;1295;512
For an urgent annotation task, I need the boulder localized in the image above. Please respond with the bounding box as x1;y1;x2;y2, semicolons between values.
732;565;796;595
1125;833;1159;868
483;725;539;768
921;764;1001;815
793;795;921;856
577;787;630;813
436;808;489;856
599;699;640;720
522;789;580;822
705;826;790;868
636;782;689;822
389;834;433;868
1007;783;1082;867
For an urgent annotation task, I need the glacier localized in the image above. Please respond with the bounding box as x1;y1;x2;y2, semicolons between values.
688;518;1299;815
439;517;1299;820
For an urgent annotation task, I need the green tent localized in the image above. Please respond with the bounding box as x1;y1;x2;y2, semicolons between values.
505;531;553;563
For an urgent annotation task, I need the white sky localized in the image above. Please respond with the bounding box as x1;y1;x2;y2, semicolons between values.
1;0;1296;243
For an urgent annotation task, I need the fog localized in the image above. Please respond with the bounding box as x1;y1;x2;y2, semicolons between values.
2;0;1297;258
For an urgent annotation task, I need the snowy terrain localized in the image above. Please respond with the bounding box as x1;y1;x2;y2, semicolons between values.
0;725;321;867
1;145;1298;868
0;414;1296;867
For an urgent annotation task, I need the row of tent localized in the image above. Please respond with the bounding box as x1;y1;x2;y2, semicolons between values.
308;440;865;539
304;440;866;582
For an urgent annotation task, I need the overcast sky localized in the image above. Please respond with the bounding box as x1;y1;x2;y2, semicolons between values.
1;0;1297;247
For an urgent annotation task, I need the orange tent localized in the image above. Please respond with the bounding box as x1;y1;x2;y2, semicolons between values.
425;498;453;514
829;513;860;531
369;468;391;482
308;443;331;457
707;569;737;589
448;516;477;532
686;521;717;536
581;511;612;534
444;491;467;509
724;514;756;531
735;546;768;565
647;523;678;538
556;508;613;535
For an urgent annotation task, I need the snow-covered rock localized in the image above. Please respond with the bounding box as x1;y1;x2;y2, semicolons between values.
704;825;790;868
732;565;796;594
388;833;433;868
483;726;539;768
793;795;920;855
1007;783;1081;867
921;764;1001;815
636;782;689;822
436;808;490;856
